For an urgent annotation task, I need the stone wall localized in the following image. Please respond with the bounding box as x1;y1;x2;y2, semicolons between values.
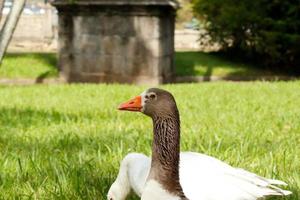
1;6;57;52
53;0;178;84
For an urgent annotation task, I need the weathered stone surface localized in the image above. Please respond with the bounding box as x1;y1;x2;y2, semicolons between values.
125;37;140;58
73;34;102;54
52;0;180;8
161;56;173;79
73;54;100;73
102;16;136;37
58;14;72;35
58;53;73;79
73;16;105;35
135;16;160;39
102;35;127;55
52;0;178;84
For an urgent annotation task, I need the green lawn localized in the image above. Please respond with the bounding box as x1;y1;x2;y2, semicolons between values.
175;51;282;76
0;83;299;199
0;53;57;79
0;52;285;79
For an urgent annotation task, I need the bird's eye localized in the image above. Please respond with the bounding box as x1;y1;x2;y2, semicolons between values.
150;94;156;99
145;95;149;99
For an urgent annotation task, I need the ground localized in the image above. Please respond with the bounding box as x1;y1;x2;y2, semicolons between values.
0;52;287;80
175;51;283;76
0;83;299;199
0;53;57;79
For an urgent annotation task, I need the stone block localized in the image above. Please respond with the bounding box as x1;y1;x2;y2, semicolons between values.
58;34;70;53
161;55;173;78
102;35;125;55
103;16;136;37
73;54;104;73
135;16;160;39
74;15;105;35
124;37;139;58
58;14;73;34
58;53;71;74
112;55;127;75
73;34;101;54
160;35;174;57
52;0;177;84
145;38;162;57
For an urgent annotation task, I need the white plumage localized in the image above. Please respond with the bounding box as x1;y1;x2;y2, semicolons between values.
108;152;291;200
109;88;292;200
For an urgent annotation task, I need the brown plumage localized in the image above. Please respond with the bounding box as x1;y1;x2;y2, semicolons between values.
113;87;292;200
144;88;188;200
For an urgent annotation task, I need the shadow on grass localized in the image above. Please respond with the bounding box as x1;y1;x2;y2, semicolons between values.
174;51;290;79
175;51;216;76
36;70;55;83
0;107;79;129
5;53;57;67
2;53;58;81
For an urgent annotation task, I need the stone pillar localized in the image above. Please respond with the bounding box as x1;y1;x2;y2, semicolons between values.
51;0;179;84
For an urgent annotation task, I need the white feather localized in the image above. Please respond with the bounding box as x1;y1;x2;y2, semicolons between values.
141;180;180;200
107;152;292;200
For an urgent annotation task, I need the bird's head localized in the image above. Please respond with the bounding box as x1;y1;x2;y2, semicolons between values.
118;88;178;118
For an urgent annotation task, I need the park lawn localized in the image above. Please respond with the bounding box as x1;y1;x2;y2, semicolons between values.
175;51;282;76
0;52;284;79
0;82;299;199
0;53;58;79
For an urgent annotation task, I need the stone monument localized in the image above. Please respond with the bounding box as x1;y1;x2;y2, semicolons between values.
51;0;179;84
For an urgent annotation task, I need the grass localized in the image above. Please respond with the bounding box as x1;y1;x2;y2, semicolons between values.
0;53;57;79
175;51;283;76
0;52;287;79
0;82;299;199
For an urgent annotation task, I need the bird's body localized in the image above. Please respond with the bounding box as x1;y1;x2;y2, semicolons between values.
108;88;292;200
108;152;291;200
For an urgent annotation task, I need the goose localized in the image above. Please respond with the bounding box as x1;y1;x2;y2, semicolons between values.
108;88;292;200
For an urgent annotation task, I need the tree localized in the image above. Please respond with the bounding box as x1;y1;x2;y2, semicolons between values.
0;0;5;22
0;0;26;64
193;0;300;73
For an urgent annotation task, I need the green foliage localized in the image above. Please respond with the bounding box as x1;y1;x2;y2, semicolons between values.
176;0;194;28
0;83;299;199
192;0;300;72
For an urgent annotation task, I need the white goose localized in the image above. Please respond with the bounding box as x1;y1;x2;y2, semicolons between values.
108;88;292;200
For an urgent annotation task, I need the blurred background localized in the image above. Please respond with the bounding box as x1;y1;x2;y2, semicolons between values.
0;1;299;199
0;0;298;84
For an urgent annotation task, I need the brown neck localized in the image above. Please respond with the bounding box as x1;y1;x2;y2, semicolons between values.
148;111;187;199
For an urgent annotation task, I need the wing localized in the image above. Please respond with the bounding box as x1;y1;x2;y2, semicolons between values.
127;153;151;196
179;152;291;200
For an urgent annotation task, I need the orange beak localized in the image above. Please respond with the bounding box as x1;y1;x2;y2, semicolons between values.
118;96;142;112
